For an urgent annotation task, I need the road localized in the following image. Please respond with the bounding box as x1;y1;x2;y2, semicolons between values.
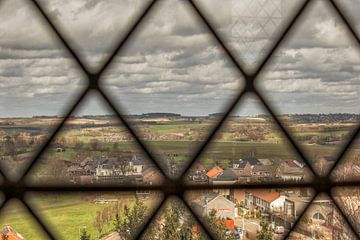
235;218;260;240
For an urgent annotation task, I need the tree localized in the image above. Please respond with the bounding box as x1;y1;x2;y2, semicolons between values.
114;198;148;239
4;136;16;159
256;221;273;240
79;228;90;240
142;219;159;240
204;209;236;240
204;209;226;239
128;198;147;229
179;220;193;240
93;210;104;238
102;207;111;225
162;203;182;239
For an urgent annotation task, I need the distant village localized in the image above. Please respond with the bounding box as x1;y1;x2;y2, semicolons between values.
187;155;318;185
59;151;162;186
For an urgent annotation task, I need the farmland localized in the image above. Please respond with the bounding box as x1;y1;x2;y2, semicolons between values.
0;113;359;239
0;114;358;181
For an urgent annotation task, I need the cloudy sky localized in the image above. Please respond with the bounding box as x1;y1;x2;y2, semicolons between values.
0;0;86;117
257;0;360;114
0;0;359;117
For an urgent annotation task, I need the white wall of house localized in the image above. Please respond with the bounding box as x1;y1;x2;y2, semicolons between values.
132;165;143;174
206;195;236;219
270;196;286;211
281;175;303;181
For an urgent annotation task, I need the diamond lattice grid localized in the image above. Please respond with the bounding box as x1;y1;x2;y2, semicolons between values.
0;0;360;239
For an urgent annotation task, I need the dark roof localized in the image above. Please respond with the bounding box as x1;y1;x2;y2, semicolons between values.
131;157;144;165
242;157;261;166
216;168;238;180
233;161;247;169
98;164;113;169
234;157;261;167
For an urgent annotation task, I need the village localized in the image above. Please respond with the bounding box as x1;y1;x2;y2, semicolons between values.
186;189;356;239
188;156;314;185
0;115;359;239
58;152;162;186
186;188;311;239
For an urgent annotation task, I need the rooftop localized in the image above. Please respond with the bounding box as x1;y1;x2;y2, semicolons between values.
246;189;281;202
206;166;224;178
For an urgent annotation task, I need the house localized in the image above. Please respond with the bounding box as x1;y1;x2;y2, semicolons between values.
96;164;117;177
188;163;207;182
0;225;24;240
191;191;236;219
245;189;286;213
233;157;261;168
129;156;144;175
276;160;305;181
237;162;252;182
252;165;275;179
233;190;246;205
206;166;224;178
211;168;238;185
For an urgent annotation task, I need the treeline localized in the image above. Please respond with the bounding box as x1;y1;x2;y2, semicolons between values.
285;113;360;123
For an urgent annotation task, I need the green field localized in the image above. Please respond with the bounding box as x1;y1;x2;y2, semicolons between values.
0;193;162;240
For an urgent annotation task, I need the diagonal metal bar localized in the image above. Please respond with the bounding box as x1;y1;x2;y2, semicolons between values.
134;194;167;240
180;195;217;240
96;0;157;77
323;0;360;178
0;0;359;239
326;125;360;180
179;0;315;180
283;191;318;240
97;88;169;179
0;197;9;219
254;90;318;177
19;198;57;240
189;0;249;79
20;87;90;181
0;167;7;184
30;0;90;75
251;0;311;78
179;88;247;181
329;192;360;239
330;0;360;48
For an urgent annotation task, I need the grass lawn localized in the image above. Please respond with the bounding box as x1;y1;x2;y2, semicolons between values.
0;199;49;240
0;193;162;240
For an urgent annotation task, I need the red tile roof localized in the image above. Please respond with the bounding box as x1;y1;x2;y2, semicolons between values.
247;189;280;202
0;225;24;240
206;166;224;178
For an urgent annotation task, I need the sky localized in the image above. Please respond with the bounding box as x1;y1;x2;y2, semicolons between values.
0;0;359;117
